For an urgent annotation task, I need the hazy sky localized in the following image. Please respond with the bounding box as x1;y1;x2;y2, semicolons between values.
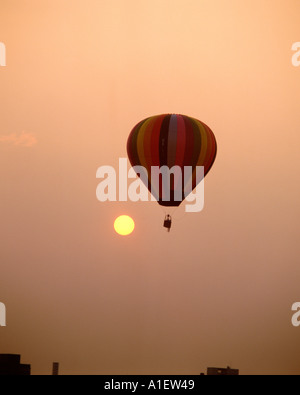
0;0;300;375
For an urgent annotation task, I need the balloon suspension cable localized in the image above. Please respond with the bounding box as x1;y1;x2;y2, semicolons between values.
172;208;187;222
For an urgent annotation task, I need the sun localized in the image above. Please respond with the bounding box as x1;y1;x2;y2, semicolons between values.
114;215;135;236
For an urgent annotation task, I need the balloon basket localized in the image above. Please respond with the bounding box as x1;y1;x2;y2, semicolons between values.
163;215;172;232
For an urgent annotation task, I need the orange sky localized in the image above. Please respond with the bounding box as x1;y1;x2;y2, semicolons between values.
0;0;300;375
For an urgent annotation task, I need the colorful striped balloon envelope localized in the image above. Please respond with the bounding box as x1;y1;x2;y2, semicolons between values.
127;114;217;207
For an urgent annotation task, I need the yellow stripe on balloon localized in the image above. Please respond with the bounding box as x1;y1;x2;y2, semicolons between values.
137;117;153;170
194;119;208;167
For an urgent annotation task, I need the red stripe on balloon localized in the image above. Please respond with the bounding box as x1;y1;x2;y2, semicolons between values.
143;117;156;173
182;116;195;168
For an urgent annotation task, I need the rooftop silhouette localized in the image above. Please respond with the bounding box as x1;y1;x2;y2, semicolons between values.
206;366;239;376
0;354;31;376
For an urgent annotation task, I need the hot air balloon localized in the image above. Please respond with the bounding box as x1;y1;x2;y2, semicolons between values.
127;114;217;231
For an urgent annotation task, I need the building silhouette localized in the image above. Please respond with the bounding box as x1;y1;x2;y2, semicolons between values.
207;366;239;376
0;354;31;376
52;362;59;376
